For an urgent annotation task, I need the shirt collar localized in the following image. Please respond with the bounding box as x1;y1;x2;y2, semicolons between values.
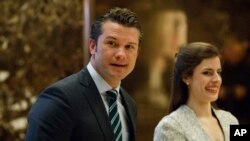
87;62;121;94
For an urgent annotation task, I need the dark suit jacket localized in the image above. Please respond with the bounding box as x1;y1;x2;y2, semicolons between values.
25;68;137;141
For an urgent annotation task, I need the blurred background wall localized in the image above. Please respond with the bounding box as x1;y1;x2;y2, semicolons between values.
0;0;250;141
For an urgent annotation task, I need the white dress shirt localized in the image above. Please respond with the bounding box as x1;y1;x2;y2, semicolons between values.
87;63;129;141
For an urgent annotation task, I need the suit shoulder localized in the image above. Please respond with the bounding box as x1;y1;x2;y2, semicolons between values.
49;72;79;89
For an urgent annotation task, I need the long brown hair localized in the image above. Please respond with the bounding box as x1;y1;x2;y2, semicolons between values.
168;42;220;114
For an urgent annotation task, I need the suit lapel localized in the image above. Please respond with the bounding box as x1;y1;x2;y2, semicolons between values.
78;68;114;141
120;88;136;139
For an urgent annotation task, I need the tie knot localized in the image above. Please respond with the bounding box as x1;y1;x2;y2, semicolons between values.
106;89;118;100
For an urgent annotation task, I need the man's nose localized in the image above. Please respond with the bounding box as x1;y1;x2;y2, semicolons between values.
115;48;126;59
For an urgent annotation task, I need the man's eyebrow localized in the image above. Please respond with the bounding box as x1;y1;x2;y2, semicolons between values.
127;42;138;45
105;36;138;45
105;36;117;40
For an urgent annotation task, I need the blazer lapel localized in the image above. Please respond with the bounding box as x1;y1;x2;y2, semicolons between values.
78;68;114;141
180;105;213;141
212;108;228;141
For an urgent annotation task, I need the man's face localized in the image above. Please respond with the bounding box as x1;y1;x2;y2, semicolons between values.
89;20;140;87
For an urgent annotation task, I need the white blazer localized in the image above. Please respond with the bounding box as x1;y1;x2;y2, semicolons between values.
154;105;239;141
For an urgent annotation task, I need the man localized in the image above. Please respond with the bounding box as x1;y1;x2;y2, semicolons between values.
25;7;143;141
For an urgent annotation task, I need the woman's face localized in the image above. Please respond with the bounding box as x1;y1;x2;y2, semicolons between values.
185;56;222;104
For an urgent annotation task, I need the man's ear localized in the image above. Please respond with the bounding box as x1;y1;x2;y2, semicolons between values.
89;39;97;55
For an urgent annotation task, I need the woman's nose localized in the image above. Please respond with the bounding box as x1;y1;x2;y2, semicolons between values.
212;73;222;82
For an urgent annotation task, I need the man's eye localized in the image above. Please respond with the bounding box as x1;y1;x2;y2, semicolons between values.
126;45;133;49
125;45;136;50
107;41;116;47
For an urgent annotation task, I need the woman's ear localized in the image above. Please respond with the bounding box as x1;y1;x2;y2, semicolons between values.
182;75;190;86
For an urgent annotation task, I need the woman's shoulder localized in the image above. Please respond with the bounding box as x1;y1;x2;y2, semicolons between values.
156;105;195;127
154;105;202;141
213;108;239;124
154;106;186;139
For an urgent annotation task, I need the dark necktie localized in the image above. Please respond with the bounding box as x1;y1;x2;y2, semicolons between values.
107;89;122;141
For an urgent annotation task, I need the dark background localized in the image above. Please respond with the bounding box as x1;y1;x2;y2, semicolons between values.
0;0;250;140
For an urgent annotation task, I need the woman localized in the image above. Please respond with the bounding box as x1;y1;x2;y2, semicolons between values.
154;42;238;141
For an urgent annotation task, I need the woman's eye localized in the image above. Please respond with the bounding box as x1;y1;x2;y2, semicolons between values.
203;71;213;76
217;71;222;76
